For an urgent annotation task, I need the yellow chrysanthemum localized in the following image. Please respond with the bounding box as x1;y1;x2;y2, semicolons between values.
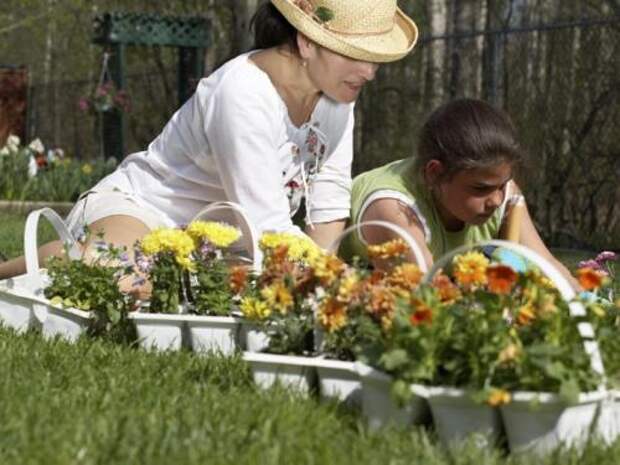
452;251;489;288
140;228;196;269
337;274;360;302
240;297;271;321
186;221;241;248
487;388;511;406
259;232;322;264
313;253;345;286
517;302;536;325
386;263;423;289
318;298;347;333
260;281;294;315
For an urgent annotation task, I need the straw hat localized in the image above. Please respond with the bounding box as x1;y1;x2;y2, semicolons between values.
270;0;418;63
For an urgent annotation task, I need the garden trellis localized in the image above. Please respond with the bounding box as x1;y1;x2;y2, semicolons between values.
91;12;211;161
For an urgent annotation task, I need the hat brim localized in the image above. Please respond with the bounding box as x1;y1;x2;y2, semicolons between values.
271;1;418;63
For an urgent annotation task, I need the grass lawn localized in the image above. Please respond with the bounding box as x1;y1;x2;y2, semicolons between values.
0;210;617;464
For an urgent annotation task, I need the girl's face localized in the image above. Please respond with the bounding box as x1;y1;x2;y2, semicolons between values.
304;44;379;103
431;161;513;230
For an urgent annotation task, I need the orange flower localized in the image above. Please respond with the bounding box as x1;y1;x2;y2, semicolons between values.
517;302;536;325
432;273;461;304
229;265;249;294
487;388;511;406
314;253;345;286
367;238;410;260
486;264;518;294
386;263;423;290
452;251;489;289
318;297;347;333
498;343;521;364
409;298;433;326
576;268;606;291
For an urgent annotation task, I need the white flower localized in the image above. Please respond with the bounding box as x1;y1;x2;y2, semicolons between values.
6;134;20;150
28;155;38;177
28;138;44;154
0;146;9;157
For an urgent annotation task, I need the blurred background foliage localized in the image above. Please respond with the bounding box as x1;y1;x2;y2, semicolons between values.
0;0;618;249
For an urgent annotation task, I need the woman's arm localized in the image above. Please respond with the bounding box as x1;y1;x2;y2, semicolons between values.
360;197;434;269
306;219;346;249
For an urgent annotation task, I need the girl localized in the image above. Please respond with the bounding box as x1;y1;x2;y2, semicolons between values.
0;0;418;291
341;98;579;288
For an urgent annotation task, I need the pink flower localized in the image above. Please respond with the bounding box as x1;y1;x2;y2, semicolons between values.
78;97;90;112
578;259;603;270
596;251;618;263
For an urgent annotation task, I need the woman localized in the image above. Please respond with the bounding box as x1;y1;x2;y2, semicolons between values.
0;0;418;286
341;98;580;289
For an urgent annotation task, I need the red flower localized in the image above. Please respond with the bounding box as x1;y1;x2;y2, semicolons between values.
486;265;518;294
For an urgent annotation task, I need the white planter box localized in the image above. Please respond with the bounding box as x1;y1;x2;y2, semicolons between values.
427;386;503;447
239;322;271;352
128;312;186;352
501;390;607;455
315;358;361;408
0;288;38;333
185;315;241;356
42;305;92;343
355;362;430;430
595;390;620;445
243;351;318;395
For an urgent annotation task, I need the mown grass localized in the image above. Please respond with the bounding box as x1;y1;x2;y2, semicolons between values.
1;210;618;464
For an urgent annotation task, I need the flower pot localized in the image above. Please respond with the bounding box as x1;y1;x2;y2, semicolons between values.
128;312;186;352
242;351;318;395
595;390;620;445
427;386;503;447
500;390;606;455
42;305;92;343
354;362;430;430
0;287;38;333
185;315;241;356
239;321;271;352
315;358;361;408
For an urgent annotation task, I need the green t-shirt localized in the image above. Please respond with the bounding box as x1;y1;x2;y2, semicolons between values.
340;158;506;262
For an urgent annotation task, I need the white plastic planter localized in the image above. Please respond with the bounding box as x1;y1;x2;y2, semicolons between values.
501;390;606;455
42;304;92;343
355;362;430;430
0;208;80;332
239;321;271;352
128;312;186;352
595;390;620;445
315;357;361;407
185;315;241;356
427;386;503;447
243;351;318;395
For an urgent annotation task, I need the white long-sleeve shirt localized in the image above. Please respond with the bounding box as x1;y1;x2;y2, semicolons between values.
94;51;354;236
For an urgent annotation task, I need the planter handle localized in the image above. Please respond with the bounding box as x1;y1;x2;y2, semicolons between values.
24;207;81;286
326;220;429;273
190;201;261;273
423;239;606;385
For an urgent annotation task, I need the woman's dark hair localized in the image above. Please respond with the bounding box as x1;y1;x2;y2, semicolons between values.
413;98;525;184
251;2;298;52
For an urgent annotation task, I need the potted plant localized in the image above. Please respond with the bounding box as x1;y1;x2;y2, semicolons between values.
240;232;324;394
43;236;135;343
129;226;196;351
182;220;246;355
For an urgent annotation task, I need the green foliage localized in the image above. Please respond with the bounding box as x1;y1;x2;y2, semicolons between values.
148;252;184;314
190;259;234;316
43;238;136;340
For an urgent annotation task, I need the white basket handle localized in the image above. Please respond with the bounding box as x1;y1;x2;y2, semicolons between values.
191;201;261;272
24;207;81;280
327;220;429;273
423;239;606;384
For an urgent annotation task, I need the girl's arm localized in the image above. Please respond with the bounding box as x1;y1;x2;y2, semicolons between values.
306;219;346;249
503;184;581;291
360;197;434;269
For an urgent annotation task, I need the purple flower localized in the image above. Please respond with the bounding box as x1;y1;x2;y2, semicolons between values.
596;251;618;263
578;259;603;271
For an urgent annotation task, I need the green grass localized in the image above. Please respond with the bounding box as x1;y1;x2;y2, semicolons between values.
1;210;618;464
0;210;58;260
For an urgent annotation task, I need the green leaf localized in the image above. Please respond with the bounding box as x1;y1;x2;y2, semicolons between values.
314;6;334;23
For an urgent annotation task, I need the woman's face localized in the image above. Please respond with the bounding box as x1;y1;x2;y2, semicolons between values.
431;161;513;230
305;45;379;103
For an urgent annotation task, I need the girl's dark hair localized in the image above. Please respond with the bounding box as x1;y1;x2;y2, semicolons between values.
250;2;298;52
413;98;525;184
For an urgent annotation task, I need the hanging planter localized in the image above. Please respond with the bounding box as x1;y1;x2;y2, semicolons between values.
355;362;430;430
243;352;319;395
426;386;503;447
